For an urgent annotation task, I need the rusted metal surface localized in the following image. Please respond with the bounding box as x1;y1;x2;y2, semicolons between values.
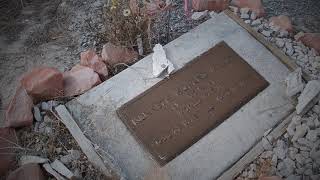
117;41;269;166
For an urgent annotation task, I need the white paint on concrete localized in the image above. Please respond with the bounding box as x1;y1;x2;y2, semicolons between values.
66;12;293;180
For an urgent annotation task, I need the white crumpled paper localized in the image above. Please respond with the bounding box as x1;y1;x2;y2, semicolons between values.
152;44;175;77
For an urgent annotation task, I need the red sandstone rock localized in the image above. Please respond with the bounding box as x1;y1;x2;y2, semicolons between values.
63;65;101;97
101;43;138;66
269;15;293;32
5;85;34;128
7;163;47;180
20;67;64;103
191;0;229;12
0;128;17;176
80;50;109;79
298;33;320;55
231;0;265;17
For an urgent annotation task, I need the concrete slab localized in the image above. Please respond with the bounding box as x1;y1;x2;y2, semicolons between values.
65;12;294;180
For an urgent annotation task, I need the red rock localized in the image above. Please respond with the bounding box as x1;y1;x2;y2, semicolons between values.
5;85;34;128
191;0;229;12
231;0;265;17
101;43;138;66
20;67;64;103
298;33;320;55
269;15;293;32
0;128;17;176
63;65;101;97
259;176;282;180
7;163;47;180
80;50;109;79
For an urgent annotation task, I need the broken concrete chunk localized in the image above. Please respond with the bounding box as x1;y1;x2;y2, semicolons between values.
240;13;249;19
152;44;175;77
19;155;49;166
251;18;261;26
5;85;34;128
51;159;75;179
296;80;320;115
63;65;101;97
33;106;43;122
261;30;272;37
7;163;47;180
285;68;305;97
20;67;64;103
292;124;308;142
191;10;208;20
43;163;67;180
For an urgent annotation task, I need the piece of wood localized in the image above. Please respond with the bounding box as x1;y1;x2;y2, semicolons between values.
55;105;119;179
224;9;311;81
217;112;295;180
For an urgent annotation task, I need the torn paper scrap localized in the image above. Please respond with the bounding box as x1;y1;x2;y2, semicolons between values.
152;44;175;77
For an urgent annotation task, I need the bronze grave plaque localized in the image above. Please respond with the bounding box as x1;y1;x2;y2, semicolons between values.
117;41;269;166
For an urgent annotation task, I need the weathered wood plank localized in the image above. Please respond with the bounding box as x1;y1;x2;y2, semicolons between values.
55;105;120;179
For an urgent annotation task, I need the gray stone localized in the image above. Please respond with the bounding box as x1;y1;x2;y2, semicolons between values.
297;138;313;148
304;168;313;175
43;115;54;123
296;80;320;115
292;124;308;142
278;30;289;38
261;30;272;37
272;154;278;166
311;148;320;160
240;8;250;14
261;151;273;158
286;47;295;56
295;153;305;165
288;147;298;160
286;175;301;180
191;10;208;20
313;105;320;114
262;137;273;150
315;117;320;128
41;102;51;111
60;150;81;165
300;151;310;159
250;12;257;20
19;155;49;166
306;130;318;142
240;13;250;19
276;38;285;48
251;19;261;26
285;68;305;97
33;106;43;122
244;20;251;24
274;140;287;160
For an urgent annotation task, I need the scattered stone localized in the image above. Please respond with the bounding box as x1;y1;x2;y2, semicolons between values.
286;175;301;180
231;0;265;17
80;49;109;79
40;102;51;111
274;140;287;160
33;106;42;122
209;11;217;18
244;20;251;24
250;12;257;20
295;153;305;165
285;68;305;97
101;42;138;66
7;163;46;180
313;105;320;114
63;65;101;97
261;151;273;158
271;154;278;166
297;138;313;148
251;18;261;26
240;13;249;19
261;30;272;37
20;67;64;103
229;6;239;13
292;124;308;142
5;85;34;128
275;38;285;48
19;155;49;166
60;150;81;165
269;15;293;32
43;163;66;180
191;10;208;20
288;147;298;160
278;30;289;38
0;128;17;176
50;159;75;179
306;130;318;142
240;7;250;14
296;80;320;115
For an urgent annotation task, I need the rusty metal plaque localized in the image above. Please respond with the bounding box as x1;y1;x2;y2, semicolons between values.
117;41;269;166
